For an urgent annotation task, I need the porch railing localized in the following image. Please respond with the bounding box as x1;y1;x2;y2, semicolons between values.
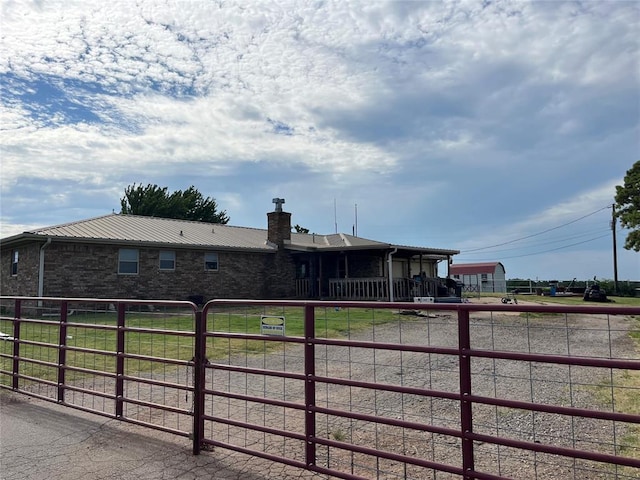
295;278;310;298
328;277;440;300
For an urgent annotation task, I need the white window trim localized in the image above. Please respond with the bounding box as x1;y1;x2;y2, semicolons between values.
118;248;139;275
159;250;176;271
204;252;219;271
11;250;18;276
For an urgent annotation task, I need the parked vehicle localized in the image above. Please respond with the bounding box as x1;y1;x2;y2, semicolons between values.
583;283;609;302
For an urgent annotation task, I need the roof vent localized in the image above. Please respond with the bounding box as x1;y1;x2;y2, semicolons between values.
180;230;183;236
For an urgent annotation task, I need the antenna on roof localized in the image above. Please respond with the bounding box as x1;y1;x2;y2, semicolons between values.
354;203;358;237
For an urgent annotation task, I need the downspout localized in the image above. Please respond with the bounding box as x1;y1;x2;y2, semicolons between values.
38;238;52;298
387;247;397;302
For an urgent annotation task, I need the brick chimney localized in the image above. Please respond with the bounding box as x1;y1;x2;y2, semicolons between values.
267;198;291;245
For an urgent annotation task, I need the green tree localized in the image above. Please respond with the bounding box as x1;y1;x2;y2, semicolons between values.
120;184;229;224
293;224;309;234
614;161;640;252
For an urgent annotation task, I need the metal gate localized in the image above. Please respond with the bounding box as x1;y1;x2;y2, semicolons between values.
2;296;640;479
0;297;197;438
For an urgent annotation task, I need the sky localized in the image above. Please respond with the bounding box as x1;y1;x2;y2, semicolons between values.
0;0;638;282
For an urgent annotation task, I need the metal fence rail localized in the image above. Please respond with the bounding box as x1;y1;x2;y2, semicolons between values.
2;296;640;479
198;300;640;480
0;297;197;437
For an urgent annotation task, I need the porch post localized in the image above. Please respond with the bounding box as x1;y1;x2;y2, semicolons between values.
318;256;323;298
310;254;318;298
387;248;397;302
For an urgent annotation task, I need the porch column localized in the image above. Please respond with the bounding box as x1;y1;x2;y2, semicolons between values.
318;256;323;297
387;248;397;302
310;254;318;298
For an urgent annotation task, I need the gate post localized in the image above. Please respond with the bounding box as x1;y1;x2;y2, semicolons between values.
458;307;475;479
12;299;22;390
192;307;206;455
115;303;126;417
57;301;68;403
304;304;316;468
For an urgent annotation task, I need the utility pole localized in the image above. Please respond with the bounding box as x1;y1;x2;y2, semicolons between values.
611;204;619;295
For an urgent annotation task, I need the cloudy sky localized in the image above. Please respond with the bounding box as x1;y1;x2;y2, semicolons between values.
1;0;638;281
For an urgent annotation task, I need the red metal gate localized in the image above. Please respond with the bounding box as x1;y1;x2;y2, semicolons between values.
0;297;197;437
2;296;640;479
195;299;640;480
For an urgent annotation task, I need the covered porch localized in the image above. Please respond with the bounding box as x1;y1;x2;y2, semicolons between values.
290;244;458;302
296;276;443;301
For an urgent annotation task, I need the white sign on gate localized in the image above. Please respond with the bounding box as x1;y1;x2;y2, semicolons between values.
260;315;285;336
413;296;435;303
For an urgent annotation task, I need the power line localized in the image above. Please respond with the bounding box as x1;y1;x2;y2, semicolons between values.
463;227;611;255
458;232;611;261
460;206;610;253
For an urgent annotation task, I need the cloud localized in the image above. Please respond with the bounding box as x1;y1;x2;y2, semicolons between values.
1;0;638;280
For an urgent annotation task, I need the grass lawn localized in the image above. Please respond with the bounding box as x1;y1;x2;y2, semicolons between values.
0;306;401;386
474;291;640;307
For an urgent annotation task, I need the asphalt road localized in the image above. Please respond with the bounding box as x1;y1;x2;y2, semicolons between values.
0;390;319;480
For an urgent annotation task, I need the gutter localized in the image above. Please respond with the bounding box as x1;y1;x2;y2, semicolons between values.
387;247;397;302
38;237;52;298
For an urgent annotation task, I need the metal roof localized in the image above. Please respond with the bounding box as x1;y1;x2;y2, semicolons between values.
287;232;459;256
288;232;390;250
450;262;504;275
9;214;275;251
1;213;459;256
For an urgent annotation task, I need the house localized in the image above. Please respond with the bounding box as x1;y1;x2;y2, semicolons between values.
0;201;460;302
449;262;507;293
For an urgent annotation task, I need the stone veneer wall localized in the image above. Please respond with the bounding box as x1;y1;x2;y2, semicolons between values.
1;241;298;301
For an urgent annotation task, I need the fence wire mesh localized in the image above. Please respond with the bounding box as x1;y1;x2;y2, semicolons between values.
0;298;196;437
2;297;639;480
201;301;639;480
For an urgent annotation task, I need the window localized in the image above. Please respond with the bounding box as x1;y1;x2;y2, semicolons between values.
118;248;139;274
453;274;460;279
296;261;308;279
204;252;218;271
481;273;488;281
159;250;176;270
11;250;18;276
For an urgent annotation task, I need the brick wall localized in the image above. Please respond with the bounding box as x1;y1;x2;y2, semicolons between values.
0;242;41;296
263;250;297;298
267;211;291;245
1;241;297;301
347;253;383;277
